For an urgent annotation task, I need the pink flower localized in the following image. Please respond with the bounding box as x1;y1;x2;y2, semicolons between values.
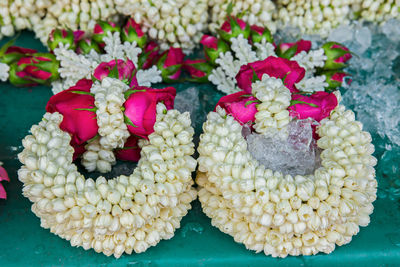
139;41;160;69
46;79;99;146
93;59;138;87
93;21;120;45
121;18;147;48
116;136;141;162
322;42;352;69
278;40;312;58
124;86;176;139
216;91;258;125
235;56;306;93
288;91;338;122
250;25;273;44
0;165;10;199
183;59;213;82
200;35;229;63
1;46;37;64
48;29;75;51
73;30;85;43
323;71;351;90
9;53;60;86
219;16;250;41
157;48;184;82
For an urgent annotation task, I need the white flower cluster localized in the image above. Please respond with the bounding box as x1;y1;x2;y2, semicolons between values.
0;62;10;82
18;105;197;258
208;0;277;33
81;78;130;173
52;32;161;94
252;74;291;138
196;94;377;257
115;0;209;53
275;0;400;36
209;35;328;95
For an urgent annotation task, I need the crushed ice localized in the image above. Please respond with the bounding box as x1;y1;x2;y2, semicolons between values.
245;119;321;176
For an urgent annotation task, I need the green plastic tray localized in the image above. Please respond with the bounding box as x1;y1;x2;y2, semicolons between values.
0;32;399;267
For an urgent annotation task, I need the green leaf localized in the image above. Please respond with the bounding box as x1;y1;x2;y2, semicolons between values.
250;66;260;82
116;146;139;150
0;33;20;58
74;107;98;112
245;100;260;107
226;2;233;16
239;94;253;98
289;100;318;107
69;90;94;96
124;114;137;128
124;89;146;99
87;134;100;143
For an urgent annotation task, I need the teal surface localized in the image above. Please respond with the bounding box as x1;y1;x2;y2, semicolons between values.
1;32;400;267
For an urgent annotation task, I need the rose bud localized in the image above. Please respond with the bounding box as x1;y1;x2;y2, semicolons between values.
322;42;352;70
115;135;141;162
276;40;312;59
218;16;250;42
156;47;184;83
124;86;176;139
73;30;85;43
93;59;138;87
48;29;75;51
9;53;60;86
322;71;351;91
200;35;229;64
0;46;37;65
216;91;259;126
92;21;120;46
138;41;160;69
288;91;338;122
76;38;101;54
121;18;147;48
0;164;10;199
236;56;305;93
46;79;99;146
183;59;213;83
250;25;273;44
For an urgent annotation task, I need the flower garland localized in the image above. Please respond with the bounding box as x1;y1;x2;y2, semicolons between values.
0;19;187;89
186;17;352;95
0;0;208;52
18;85;198;257
195;51;377;256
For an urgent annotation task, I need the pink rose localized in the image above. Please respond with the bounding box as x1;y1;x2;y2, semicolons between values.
121;18;147;48
216;91;258;125
183;59;213;82
116;136;141;162
138;41;160;69
157;48;184;82
250;25;273;44
48;29;75;51
236;56;306;93
93;21;120;46
200;35;229;63
322;42;352;70
219;16;250;41
0;165;10;199
93;59;138;87
278;40;312;58
124;86;176;139
1;46;37;64
46;79;99;146
73;30;85;43
9;53;60;86
288;91;338;122
323;71;351;90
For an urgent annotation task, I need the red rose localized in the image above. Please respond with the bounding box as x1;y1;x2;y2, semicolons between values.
124;86;176;139
219;16;250;41
288;91;338;122
183;59;213;82
116;136;141;162
46;79;99;146
0;165;10;199
93;59;138;87
250;25;273;44
235;56;306;93
216;91;258;125
278;40;312;58
322;42;352;70
200;34;229;63
121;18;147;48
156;47;184;82
0;46;37;64
138;41;160;69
